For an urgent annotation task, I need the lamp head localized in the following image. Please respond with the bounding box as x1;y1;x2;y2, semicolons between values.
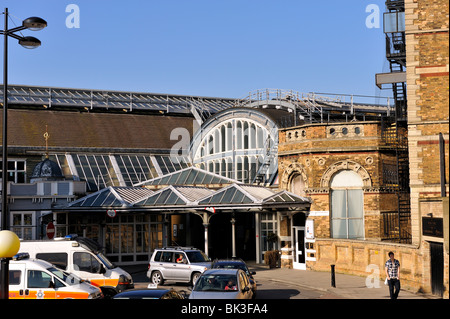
18;36;41;49
22;17;47;31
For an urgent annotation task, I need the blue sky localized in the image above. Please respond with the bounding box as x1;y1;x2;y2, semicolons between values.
2;1;391;100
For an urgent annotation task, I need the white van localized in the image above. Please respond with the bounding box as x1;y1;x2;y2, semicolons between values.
19;234;134;298
4;253;103;299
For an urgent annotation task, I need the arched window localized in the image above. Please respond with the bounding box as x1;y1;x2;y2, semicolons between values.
243;122;249;149
257;127;264;148
214;129;220;153
226;122;232;151
236;156;243;181
221;126;226;152
249;123;256;149
236;121;243;149
208;135;214;155
243;156;249;183
330;170;364;239
289;174;306;197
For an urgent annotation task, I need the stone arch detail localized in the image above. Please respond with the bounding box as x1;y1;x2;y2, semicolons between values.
280;162;308;190
320;160;372;188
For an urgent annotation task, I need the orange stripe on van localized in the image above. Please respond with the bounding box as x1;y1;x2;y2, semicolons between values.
90;278;119;288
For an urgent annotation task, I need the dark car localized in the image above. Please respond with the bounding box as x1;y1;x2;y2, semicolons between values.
113;288;187;299
211;259;256;297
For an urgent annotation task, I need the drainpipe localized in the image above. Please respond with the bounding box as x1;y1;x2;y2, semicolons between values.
439;133;446;197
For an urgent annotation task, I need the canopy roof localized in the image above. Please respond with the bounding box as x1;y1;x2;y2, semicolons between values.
134;166;238;189
65;182;311;212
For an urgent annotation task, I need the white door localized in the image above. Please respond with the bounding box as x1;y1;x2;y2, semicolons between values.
293;226;306;270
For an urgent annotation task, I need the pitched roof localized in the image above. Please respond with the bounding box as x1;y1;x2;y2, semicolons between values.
68;186;154;208
135;166;238;188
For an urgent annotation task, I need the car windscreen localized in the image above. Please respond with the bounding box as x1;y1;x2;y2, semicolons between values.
186;251;209;263
47;267;83;286
194;274;237;292
96;252;114;269
213;262;249;274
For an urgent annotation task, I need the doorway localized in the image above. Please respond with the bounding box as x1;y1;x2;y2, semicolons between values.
430;242;444;297
293;226;306;270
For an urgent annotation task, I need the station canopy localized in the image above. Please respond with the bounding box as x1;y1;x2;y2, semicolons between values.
64;167;311;212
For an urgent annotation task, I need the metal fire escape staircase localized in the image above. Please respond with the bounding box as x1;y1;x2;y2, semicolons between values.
380;0;411;244
252;129;279;186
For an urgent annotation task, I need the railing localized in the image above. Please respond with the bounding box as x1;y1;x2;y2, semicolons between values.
235;89;394;124
0;85;236;115
381;211;412;244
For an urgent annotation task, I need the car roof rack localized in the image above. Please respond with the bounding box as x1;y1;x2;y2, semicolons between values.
161;246;199;251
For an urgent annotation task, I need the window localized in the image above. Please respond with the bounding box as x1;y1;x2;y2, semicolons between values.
9;270;21;285
12;212;34;240
161;252;174;263
261;213;278;252
36;253;68;270
290;174;306;197
193;118;275;183
73;252;102;273
27;270;53;289
330;170;364;239
384;11;405;33
0;160;26;183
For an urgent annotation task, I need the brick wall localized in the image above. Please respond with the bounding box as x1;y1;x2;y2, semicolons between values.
406;0;448;297
279;121;402;241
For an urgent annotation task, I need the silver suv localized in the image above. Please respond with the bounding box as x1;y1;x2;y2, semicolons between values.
147;247;211;286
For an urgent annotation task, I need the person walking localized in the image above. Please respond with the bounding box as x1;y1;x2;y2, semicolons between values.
385;251;401;299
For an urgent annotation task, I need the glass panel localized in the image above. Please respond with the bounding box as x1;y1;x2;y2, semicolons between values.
347;190;363;218
167;173;181;185
24;214;32;226
91;191;110;206
185;169;199;184
201;173;214;184
165;192;184;205
155;189;171;205
221;188;237;203
397;12;405;32
231;191;244;203
384;12;398;33
175;170;190;184
331;219;347;239
331;190;347;219
348;219;364;239
100;192;119;207
13;214;21;226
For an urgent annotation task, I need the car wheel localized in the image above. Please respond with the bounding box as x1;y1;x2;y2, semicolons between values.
151;271;164;286
191;272;201;286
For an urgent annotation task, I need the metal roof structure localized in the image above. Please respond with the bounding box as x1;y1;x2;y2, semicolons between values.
63;170;311;212
2;85;393;124
68;186;155;208
134;166;238;189
2;84;235;115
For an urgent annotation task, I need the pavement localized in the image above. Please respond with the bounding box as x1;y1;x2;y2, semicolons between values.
122;262;440;300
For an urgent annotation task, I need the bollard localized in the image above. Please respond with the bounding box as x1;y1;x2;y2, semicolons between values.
331;264;336;288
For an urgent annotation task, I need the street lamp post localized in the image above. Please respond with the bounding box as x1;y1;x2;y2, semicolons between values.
0;7;46;299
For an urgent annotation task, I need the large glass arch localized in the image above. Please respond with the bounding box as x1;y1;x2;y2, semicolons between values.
190;109;278;183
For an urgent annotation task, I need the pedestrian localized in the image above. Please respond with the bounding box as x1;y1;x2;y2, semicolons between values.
385;251;401;299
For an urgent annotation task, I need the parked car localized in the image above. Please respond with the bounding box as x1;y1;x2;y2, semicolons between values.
19;234;133;297
4;253;103;299
147;247;211;286
211;259;257;297
113;288;186;299
189;269;253;299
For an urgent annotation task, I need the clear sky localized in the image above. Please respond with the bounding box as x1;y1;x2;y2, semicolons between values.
1;0;392;100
